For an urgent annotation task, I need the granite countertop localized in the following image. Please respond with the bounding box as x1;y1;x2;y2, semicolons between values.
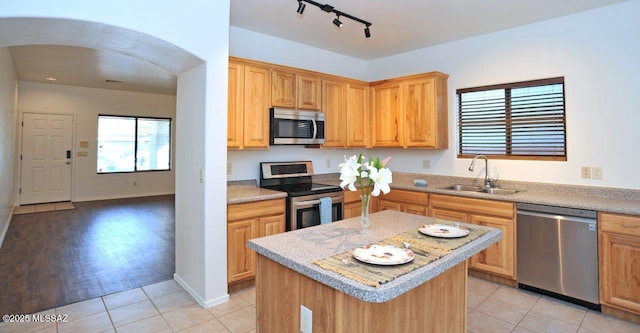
248;210;502;303
313;173;640;216
227;180;287;204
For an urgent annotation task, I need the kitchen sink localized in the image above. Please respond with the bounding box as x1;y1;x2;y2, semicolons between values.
441;184;520;195
441;184;482;192
479;188;520;195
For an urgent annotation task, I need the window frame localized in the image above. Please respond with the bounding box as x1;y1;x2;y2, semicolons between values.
456;77;567;161
97;114;173;174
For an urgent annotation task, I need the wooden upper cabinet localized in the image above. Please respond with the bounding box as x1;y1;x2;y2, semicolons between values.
242;65;271;148
370;72;449;149
404;75;448;148
227;62;244;149
346;82;369;147
371;81;404;147
271;69;321;110
271;70;296;108
321;79;369;148
298;74;321;110
322;79;347;147
228;60;270;149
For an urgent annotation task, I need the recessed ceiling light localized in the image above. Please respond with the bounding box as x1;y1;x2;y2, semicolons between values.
105;79;122;83
45;77;57;81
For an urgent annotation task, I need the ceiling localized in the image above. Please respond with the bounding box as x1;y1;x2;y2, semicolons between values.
8;0;628;95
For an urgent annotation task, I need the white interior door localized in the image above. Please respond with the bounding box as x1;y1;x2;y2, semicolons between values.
20;113;73;205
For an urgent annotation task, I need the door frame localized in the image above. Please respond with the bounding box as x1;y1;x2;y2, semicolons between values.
17;111;77;205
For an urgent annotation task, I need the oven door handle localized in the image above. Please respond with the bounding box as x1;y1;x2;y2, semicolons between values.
293;197;341;207
294;199;322;206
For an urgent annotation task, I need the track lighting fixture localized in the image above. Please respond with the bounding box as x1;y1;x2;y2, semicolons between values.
296;0;306;14
295;0;372;38
333;15;343;28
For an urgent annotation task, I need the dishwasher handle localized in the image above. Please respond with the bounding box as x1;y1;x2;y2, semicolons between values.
517;209;597;225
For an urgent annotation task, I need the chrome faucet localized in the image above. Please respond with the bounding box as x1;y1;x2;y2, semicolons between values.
468;154;494;188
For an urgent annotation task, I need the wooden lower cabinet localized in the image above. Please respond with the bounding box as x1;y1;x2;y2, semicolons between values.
227;198;285;289
429;194;516;281
599;212;640;323
343;190;363;219
256;254;468;332
374;189;429;216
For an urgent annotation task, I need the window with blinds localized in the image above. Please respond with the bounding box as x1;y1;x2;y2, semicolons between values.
456;77;566;161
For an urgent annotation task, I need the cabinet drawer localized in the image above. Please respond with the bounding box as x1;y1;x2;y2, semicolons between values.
600;212;640;237
228;198;286;221
430;194;513;219
344;190;362;204
378;189;429;206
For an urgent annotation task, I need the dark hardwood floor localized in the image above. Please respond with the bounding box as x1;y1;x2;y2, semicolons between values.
0;195;175;315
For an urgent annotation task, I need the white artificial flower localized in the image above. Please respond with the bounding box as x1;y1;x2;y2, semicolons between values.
368;166;392;196
339;155;360;191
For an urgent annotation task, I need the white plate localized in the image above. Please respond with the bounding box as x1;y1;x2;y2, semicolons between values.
418;224;470;238
352;245;415;266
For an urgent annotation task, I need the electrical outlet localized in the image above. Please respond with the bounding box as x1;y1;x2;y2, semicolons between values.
133;181;137;186
326;159;331;168
300;305;312;333
581;167;591;179
227;163;232;175
422;160;431;169
592;167;602;180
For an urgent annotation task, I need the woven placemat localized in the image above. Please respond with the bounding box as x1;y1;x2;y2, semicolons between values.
313;222;489;288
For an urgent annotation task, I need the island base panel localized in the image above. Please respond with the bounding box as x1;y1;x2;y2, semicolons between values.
256;255;467;333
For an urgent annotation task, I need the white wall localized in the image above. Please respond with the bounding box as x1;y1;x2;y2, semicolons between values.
0;47;18;247
17;82;176;202
229;1;640;190
365;1;640;190
230;27;369;80
1;0;231;307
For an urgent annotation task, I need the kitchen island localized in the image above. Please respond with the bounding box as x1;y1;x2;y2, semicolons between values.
247;210;502;332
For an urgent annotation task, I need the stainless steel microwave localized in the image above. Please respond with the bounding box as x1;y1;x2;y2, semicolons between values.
269;107;325;145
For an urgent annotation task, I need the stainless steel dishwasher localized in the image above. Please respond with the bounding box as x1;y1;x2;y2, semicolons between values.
517;203;600;309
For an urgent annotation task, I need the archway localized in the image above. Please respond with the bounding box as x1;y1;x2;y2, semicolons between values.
0;13;228;310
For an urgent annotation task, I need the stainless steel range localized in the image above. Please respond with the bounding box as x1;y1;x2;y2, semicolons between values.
260;161;343;231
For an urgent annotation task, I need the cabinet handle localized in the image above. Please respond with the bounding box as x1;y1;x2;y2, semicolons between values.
622;224;639;229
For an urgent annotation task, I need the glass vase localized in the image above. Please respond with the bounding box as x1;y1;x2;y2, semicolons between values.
360;194;371;233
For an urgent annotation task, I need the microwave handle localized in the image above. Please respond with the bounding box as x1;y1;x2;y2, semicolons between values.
312;119;318;140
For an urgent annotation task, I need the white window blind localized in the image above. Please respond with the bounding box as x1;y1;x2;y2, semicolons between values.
457;77;566;160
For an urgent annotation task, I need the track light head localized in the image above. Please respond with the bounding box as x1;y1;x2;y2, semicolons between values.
333;15;343;28
296;1;306;14
364;25;371;38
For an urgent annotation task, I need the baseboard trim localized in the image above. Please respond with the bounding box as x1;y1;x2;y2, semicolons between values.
174;273;229;309
73;191;175;202
0;209;12;250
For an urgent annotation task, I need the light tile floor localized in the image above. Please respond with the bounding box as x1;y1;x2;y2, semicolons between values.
1;277;639;333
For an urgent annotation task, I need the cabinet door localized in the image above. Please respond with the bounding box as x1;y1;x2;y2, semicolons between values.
227;62;244;148
298;74;321;110
404;77;436;148
260;214;286;237
371;81;403;147
378;199;401;212
322;79;347;147
469;214;515;278
271;70;296;108
430;208;468;223
346;83;369;147
599;232;640;314
243;65;270;148
344;202;363;219
227;219;258;283
402;203;428;216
